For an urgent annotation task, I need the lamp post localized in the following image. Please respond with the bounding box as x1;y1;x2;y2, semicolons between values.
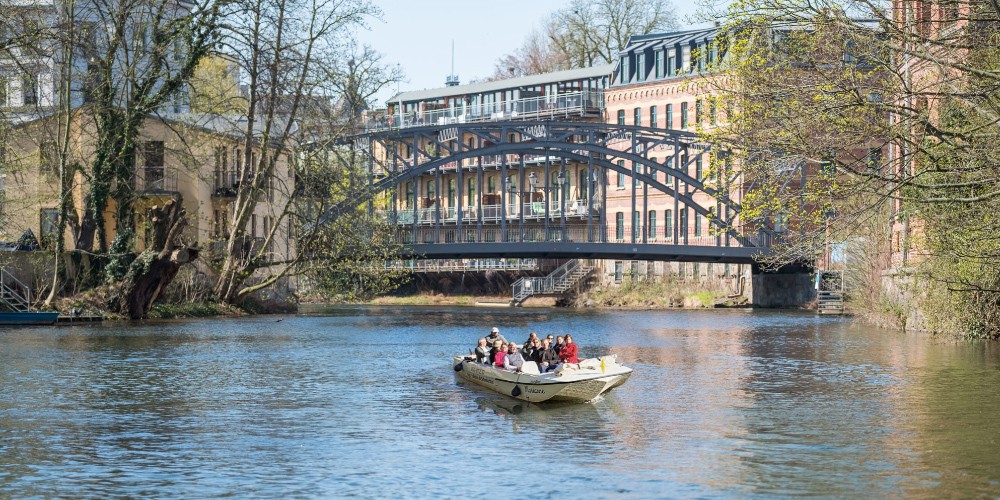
556;168;566;240
505;175;517;215
506;175;520;241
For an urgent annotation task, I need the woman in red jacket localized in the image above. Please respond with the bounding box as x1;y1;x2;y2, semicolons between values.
559;335;579;364
493;342;508;367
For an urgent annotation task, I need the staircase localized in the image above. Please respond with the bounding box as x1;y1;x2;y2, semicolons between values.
511;259;593;306
816;270;845;315
0;268;31;312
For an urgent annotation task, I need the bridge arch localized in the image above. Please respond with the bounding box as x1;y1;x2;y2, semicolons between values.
323;121;773;261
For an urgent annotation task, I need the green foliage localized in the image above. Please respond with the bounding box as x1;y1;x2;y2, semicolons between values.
149;302;223;319
104;229;137;282
687;290;717;308
301;212;409;302
706;1;1000;335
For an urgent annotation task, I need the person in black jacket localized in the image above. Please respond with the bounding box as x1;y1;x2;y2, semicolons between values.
521;337;539;362
537;339;561;372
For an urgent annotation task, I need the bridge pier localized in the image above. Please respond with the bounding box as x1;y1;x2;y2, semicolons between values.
750;263;816;308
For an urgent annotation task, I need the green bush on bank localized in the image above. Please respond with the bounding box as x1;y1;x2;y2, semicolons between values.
586;279;727;308
149;302;225;319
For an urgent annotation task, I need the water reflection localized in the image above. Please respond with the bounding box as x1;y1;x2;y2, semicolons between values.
1;310;1000;497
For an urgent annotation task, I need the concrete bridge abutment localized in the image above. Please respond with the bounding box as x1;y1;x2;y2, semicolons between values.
750;263;816;308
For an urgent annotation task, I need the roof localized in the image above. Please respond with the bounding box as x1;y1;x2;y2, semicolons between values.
387;65;614;105
618;27;721;55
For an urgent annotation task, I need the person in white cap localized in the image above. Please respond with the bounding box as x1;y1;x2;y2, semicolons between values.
485;327;507;346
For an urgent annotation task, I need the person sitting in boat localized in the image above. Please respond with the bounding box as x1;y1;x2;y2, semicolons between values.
537;338;561;372
554;336;566;356
489;339;503;363
475;338;491;364
523;332;539;350
503;343;526;372
485;327;507;347
530;338;544;363
493;342;508;368
521;335;539;361
559;335;579;364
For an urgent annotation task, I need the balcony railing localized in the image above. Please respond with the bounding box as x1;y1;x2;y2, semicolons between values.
135;167;178;192
213;169;241;198
368;90;605;131
380;199;599;225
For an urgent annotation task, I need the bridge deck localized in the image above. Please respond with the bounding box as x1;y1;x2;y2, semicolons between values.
404;242;763;263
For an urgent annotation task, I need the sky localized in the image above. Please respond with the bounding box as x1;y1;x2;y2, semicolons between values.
357;0;705;105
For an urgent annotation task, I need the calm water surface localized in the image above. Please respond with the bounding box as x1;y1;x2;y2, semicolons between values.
2;307;999;498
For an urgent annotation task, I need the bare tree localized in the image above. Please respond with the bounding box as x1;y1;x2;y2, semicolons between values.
487;0;678;78
486;27;565;80
211;0;401;305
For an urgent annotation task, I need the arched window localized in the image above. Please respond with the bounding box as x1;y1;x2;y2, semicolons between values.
615;212;624;240
648;211;657;238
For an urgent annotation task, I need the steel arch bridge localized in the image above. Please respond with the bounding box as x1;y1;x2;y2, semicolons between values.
323;120;776;264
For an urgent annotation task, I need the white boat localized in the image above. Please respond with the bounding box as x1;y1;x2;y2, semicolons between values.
453;354;633;403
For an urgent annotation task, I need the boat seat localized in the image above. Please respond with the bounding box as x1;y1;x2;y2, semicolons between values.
520;361;540;375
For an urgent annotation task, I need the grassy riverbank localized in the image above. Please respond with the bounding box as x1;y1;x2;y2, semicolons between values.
580;280;744;309
348;279;748;310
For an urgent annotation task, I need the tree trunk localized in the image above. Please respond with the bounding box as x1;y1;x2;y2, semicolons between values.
113;197;199;319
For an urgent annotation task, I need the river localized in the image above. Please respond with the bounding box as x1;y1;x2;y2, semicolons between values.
1;307;999;498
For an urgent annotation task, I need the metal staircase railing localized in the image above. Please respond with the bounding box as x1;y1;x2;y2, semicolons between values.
817;270;845;315
511;259;593;305
0;268;31;312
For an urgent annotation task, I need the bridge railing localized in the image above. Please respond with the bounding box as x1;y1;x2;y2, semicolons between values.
367;90;605;131
393;224;771;248
379;258;561;272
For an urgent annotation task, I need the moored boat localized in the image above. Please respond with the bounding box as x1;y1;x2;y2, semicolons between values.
453;354;633;403
0;311;59;325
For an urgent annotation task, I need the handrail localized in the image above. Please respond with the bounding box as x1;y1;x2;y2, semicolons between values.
512;259;591;304
0;268;31;312
368;90;605;131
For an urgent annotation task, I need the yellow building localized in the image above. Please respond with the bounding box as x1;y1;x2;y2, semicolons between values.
0;110;295;271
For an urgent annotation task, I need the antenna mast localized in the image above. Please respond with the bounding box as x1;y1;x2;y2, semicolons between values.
445;40;460;86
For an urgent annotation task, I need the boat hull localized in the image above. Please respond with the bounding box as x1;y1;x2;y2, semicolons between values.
454;356;632;403
0;312;59;325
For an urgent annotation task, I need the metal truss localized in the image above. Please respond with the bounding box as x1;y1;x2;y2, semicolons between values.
321;120;777;262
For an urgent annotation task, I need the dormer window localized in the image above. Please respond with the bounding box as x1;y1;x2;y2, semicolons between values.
636;53;645;82
682;45;691;73
655;49;664;78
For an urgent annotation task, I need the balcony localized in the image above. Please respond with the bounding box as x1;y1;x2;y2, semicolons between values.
135;167;178;193
212;169;241;198
368;90;605;131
